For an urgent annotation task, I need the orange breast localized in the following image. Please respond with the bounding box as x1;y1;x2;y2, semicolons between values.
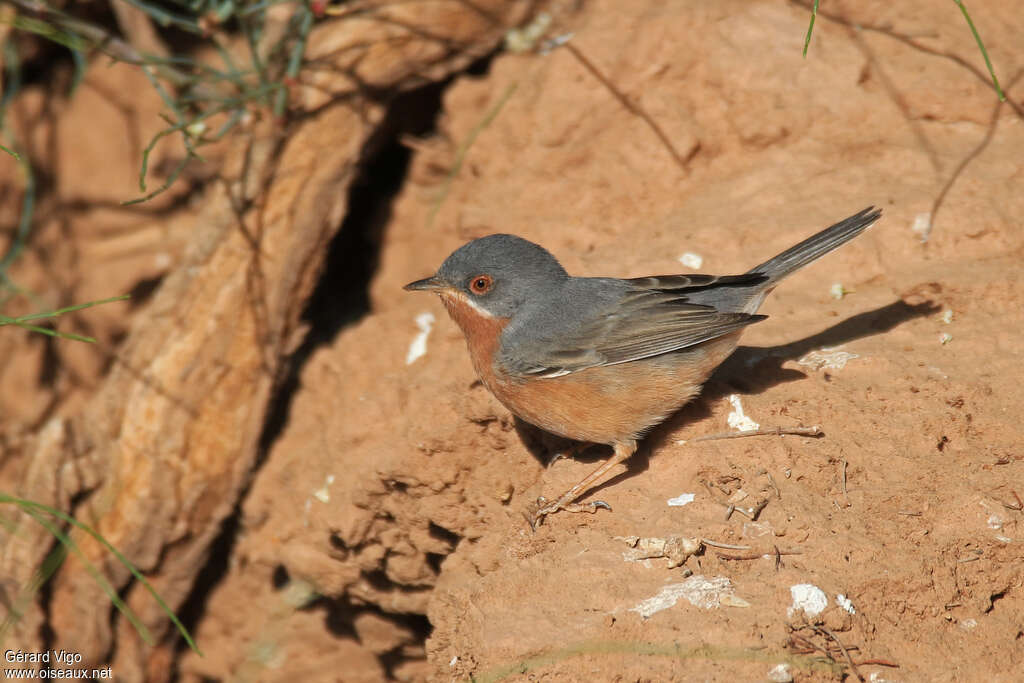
493;332;743;443
442;292;743;444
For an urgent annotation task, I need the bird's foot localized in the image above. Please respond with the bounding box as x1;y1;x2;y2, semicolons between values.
528;495;611;530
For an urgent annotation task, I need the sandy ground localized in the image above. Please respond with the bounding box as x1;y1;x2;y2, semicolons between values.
1;1;1022;681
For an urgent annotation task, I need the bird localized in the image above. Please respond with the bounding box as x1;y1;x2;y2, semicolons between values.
405;206;881;527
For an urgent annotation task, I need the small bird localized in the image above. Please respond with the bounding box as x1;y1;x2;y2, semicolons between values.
406;207;881;527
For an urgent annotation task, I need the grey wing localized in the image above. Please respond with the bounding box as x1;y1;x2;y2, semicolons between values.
503;276;766;378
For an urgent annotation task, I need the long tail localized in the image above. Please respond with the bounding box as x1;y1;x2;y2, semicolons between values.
748;206;882;285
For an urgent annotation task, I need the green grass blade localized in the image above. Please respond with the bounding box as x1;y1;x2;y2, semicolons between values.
0;494;202;654
802;0;819;58
9;502;154;646
0;295;130;343
8;294;130;322
0;316;96;342
953;0;1005;101
4;15;91;52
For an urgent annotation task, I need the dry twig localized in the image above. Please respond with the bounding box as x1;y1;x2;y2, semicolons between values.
561;43;700;173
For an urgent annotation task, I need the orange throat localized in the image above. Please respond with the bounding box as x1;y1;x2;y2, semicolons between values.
438;290;510;388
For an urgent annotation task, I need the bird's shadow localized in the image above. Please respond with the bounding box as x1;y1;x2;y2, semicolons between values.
516;299;939;496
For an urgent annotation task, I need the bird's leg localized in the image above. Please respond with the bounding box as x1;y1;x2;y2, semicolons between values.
530;439;637;528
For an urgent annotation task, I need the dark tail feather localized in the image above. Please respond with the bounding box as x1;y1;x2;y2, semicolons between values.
748;206;882;284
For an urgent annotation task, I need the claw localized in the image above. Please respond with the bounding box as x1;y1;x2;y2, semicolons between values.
560;500;612;514
527;496;612;530
546;452;567;469
545;443;589;469
527;497;549;531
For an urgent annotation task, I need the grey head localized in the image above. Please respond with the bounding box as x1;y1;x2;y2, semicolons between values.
404;234;569;318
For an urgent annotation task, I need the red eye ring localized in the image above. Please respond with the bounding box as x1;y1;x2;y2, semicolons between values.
469;274;493;295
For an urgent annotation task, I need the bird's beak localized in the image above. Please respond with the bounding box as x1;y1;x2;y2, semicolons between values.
404;275;446;292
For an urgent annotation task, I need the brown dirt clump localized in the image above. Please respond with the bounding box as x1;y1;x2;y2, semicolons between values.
2;1;1022;681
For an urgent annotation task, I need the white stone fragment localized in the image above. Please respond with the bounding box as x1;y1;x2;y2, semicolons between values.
667;493;696;507
630;575;737;618
312;474;335;503
679;252;703;269
797;347;859;371
767;663;794;682
405;312;436;365
836;593;856;614
788;583;828;618
912;212;932;243
727;394;759;431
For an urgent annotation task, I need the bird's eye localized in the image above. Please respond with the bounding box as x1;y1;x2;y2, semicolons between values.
469;275;494;295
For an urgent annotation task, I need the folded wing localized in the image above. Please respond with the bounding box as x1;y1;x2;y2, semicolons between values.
503;274;767;378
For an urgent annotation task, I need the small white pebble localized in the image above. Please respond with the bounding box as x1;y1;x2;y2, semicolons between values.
727;394;759;431
829;282;846;300
312;474;335;503
679;252;703;269
912;212;932;243
959;618;978;631
406;312;436;365
449;656;459;667
939;332;953;345
667;493;696;507
504;12;552;52
941;309;954;324
767;663;794;683
788;584;828;618
836;593;856;614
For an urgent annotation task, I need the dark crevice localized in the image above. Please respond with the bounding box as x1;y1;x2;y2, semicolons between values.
328;531;348;552
318;597;433;679
126;275;164;310
257;78;448;462
320;596;360;640
172;512;239;660
168;73;453;673
34;488;104;669
378;612;432;679
985;588;1007;613
103;577;133;666
301;80;448;340
35;545;58;660
427;521;462;551
271;564;290;590
465;52;497;77
37;336;60;386
362;569;395;592
425;552;446;574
